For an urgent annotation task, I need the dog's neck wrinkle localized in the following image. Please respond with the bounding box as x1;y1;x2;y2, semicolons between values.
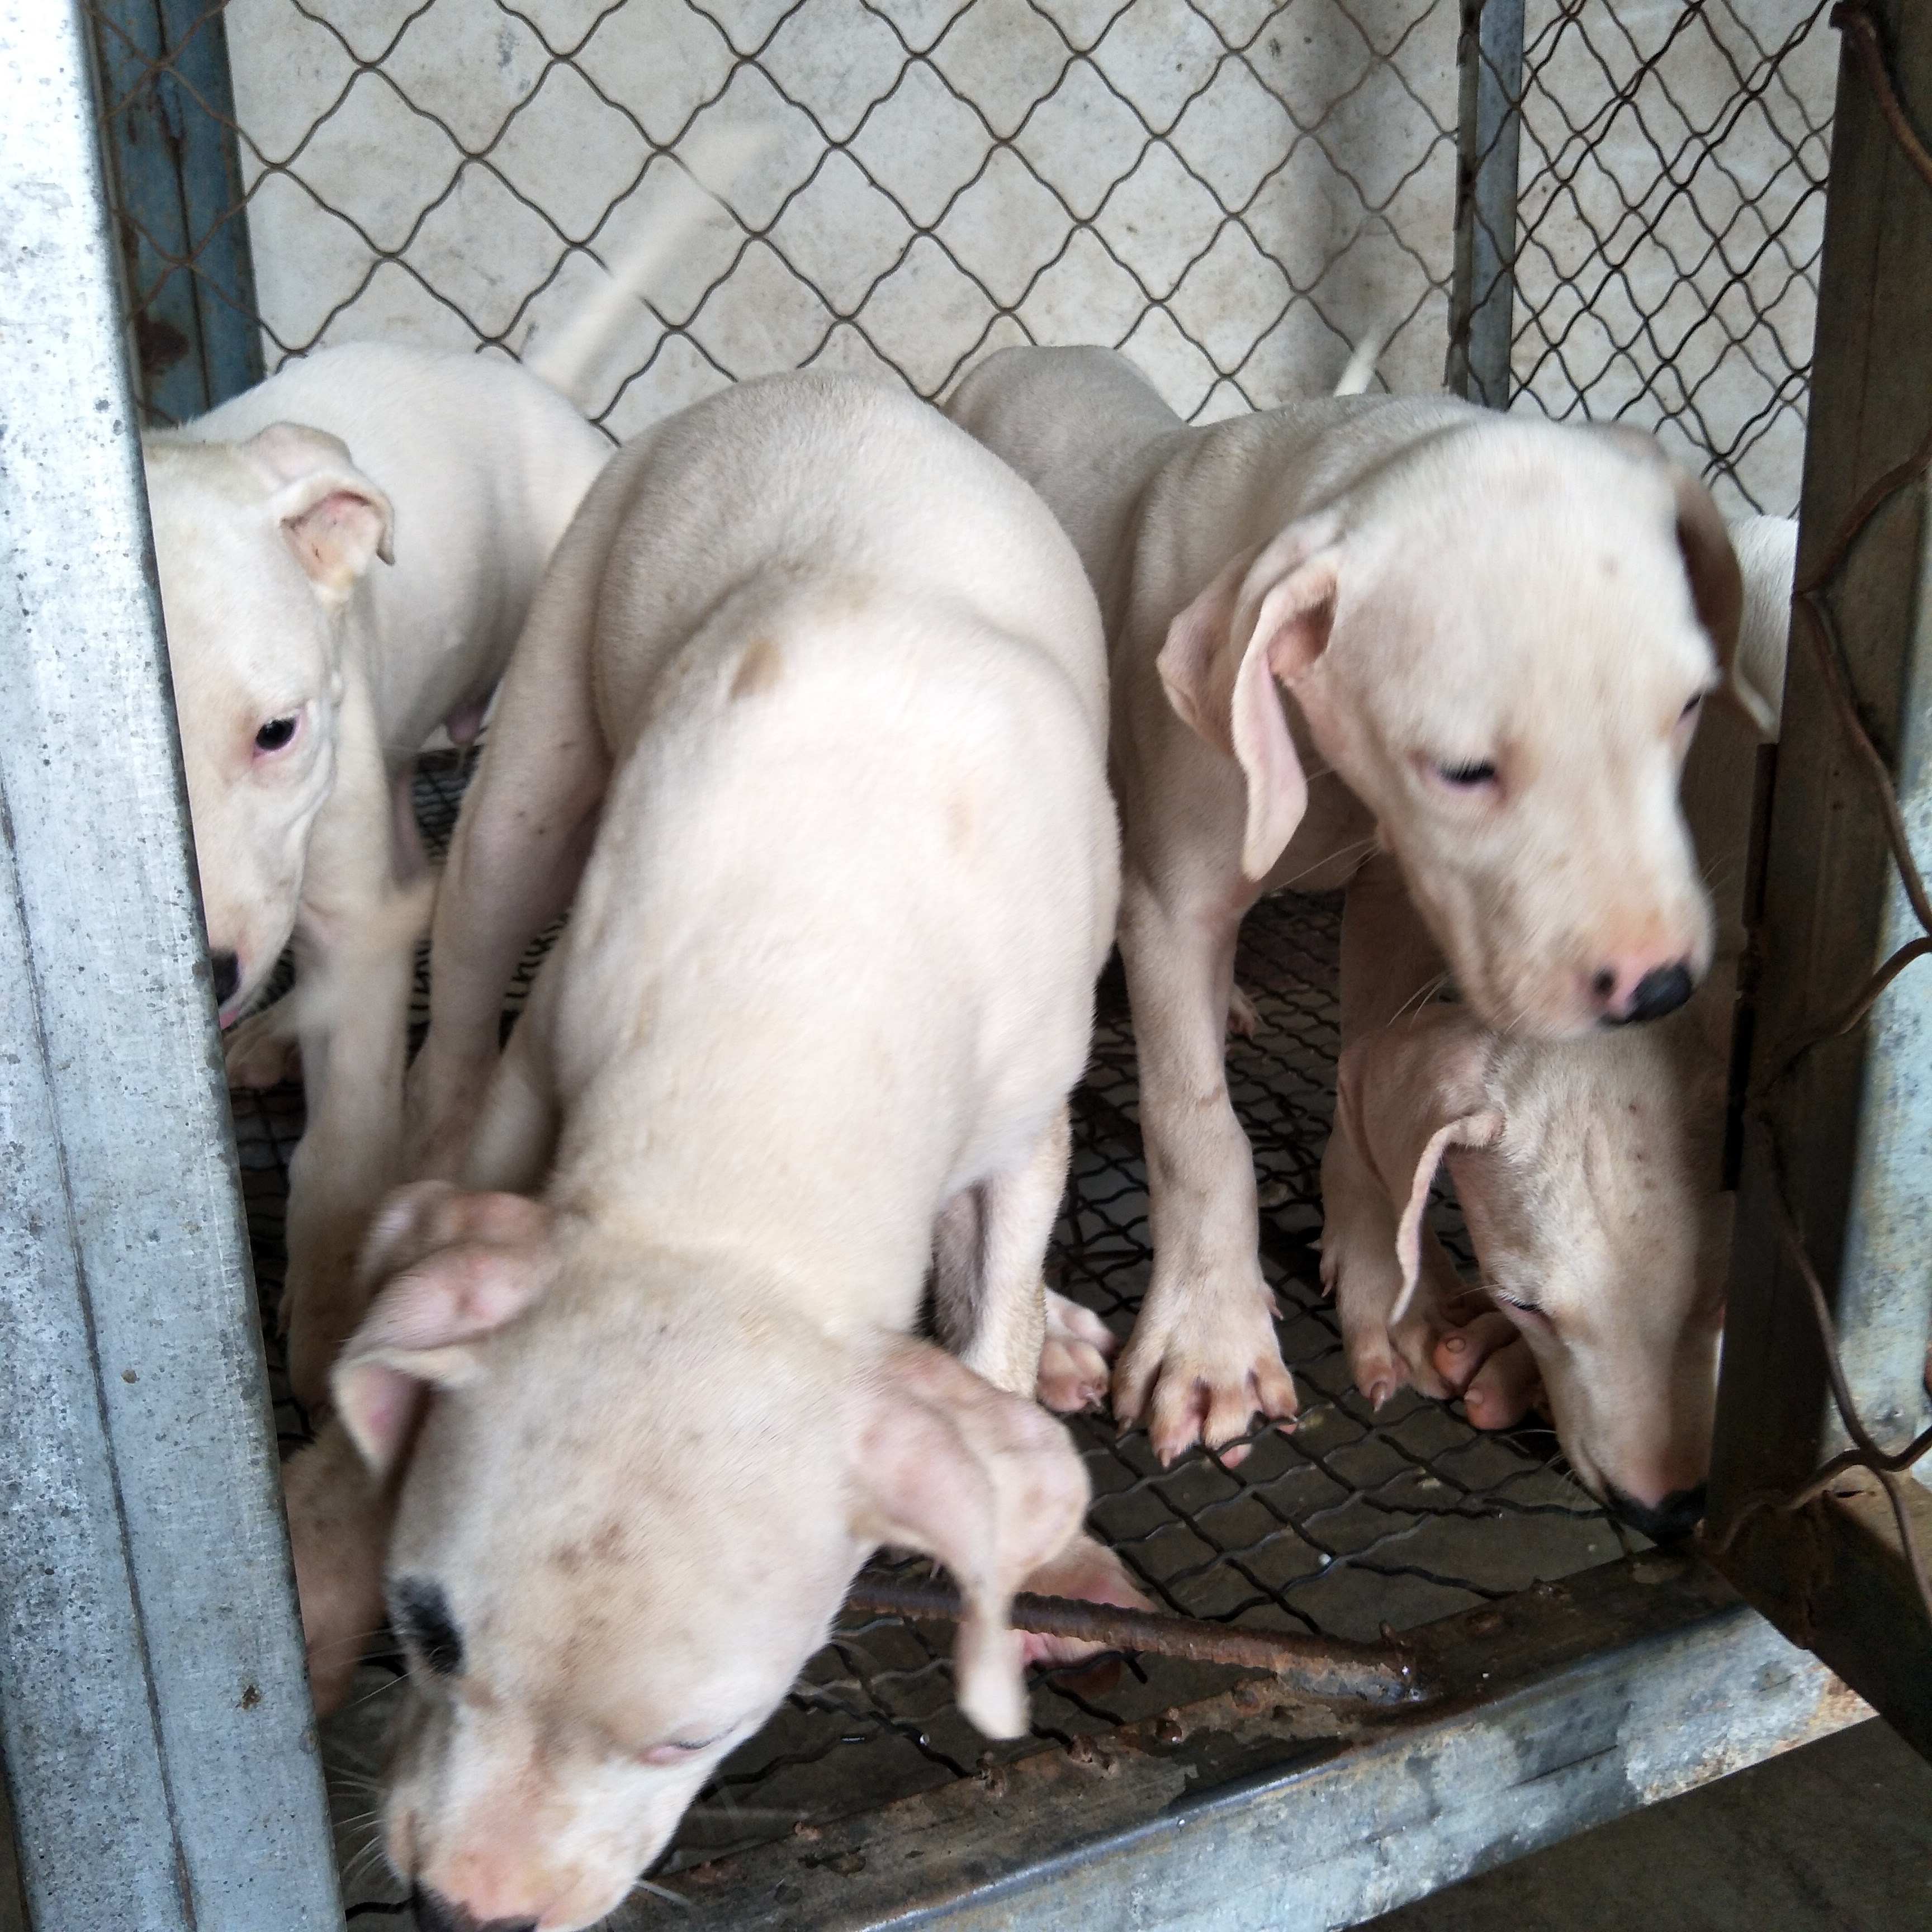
533;1213;851;1343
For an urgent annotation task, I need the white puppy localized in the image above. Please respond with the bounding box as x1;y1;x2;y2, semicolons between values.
948;346;1771;1465
299;372;1125;1929
146;344;610;1407
1322;517;1795;1536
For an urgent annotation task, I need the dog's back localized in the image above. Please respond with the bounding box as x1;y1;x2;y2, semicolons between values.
529;372;1119;1316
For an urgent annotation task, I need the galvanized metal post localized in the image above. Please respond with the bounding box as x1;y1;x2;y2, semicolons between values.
1707;0;1932;1760
87;0;263;419
1448;0;1524;408
0;4;343;1926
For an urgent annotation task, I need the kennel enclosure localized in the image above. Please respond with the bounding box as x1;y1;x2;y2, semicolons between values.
2;2;1930;1929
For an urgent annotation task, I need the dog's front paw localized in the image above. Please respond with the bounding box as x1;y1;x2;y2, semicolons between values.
1035;1290;1116;1414
1226;983;1263;1039
281;1222;378;1417
1341;1319;1409;1412
283;1423;394;1718
1434;1314;1545;1429
1016;1532;1154;1671
224;1001;301;1090
1111;1285;1298;1467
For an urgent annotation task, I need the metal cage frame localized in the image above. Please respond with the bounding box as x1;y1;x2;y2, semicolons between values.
0;2;1926;1929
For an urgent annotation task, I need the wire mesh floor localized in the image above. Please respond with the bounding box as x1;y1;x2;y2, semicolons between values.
232;755;1637;1917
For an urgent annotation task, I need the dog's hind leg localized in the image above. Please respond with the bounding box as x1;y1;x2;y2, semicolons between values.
932;1106;1069;1404
281;675;429;1412
404;508;615;1185
461;946;565;1196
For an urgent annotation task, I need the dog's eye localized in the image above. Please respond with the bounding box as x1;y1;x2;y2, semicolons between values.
1678;692;1706;722
640;1730;730;1766
1493;1290;1552;1328
254;714;299;755
1434;759;1498;788
390;1577;464;1677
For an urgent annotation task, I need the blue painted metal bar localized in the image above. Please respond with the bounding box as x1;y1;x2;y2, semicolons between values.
1448;0;1524;409
87;0;262;418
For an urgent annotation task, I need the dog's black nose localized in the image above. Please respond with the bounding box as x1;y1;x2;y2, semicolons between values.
1604;1481;1706;1543
1615;961;1693;1025
410;1888;536;1932
209;949;239;1006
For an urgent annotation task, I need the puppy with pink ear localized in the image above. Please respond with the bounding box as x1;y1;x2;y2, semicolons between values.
291;371;1134;1930
1320;516;1794;1539
1327;1001;1730;1537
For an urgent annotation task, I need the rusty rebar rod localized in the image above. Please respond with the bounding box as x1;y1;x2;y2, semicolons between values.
844;1583;1434;1706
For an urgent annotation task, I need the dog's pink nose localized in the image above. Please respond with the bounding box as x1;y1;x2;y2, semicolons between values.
411;1888;536;1932
1591;959;1694;1025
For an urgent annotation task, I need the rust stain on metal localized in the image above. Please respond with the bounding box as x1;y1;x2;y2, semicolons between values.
844;1581;1436;1706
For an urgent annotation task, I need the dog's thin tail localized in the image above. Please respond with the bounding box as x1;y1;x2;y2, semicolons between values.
1332;318;1396;397
522;122;774;411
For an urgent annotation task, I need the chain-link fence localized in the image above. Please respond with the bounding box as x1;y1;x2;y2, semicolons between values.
214;0;1461;422
1506;0;1836;515
93;2;1836;509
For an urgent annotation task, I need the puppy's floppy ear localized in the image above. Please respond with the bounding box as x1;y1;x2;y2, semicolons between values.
1157;513;1342;882
847;1339;1089;1740
1587;425;1769;733
1726;514;1795;740
1337;1007;1503;1325
332;1181;557;1477
239;422;395;600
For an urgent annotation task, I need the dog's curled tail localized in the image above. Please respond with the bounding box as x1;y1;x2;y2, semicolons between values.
1332;318;1396;398
522;122;776;411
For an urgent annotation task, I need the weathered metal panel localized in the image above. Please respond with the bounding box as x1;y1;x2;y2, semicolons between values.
1720;1472;1932;1752
645;1558;1860;1931
1707;0;1932;1758
0;1768;23;1932
0;4;339;1926
0;808;193;1931
87;0;261;418
1448;0;1524;408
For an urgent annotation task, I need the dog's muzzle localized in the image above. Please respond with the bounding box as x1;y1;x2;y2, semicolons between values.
1607;961;1694;1026
410;1888;537;1932
1603;1480;1706;1543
